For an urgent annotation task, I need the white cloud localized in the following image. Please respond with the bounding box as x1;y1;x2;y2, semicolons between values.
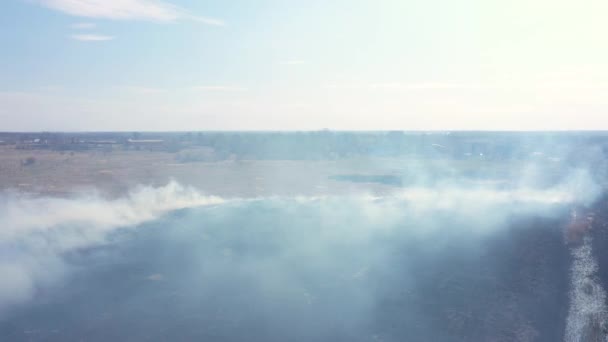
368;82;478;90
192;85;248;92
70;34;114;41
118;85;167;94
36;0;224;25
38;85;64;92
115;85;252;95
280;60;306;65
189;15;226;26
70;22;96;29
322;83;366;90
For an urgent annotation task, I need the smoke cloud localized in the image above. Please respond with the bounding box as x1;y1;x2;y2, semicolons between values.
0;173;601;341
0;181;223;312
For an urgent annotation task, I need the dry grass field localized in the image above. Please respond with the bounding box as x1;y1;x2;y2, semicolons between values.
0;146;404;198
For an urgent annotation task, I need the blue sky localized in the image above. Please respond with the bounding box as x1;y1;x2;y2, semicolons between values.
1;0;608;131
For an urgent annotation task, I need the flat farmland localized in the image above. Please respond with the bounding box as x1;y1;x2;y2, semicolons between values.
0;146;409;198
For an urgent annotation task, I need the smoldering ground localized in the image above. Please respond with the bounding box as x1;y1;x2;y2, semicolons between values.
0;174;601;341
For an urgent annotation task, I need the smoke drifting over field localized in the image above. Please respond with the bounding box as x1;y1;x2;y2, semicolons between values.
0;166;604;341
0;182;223;312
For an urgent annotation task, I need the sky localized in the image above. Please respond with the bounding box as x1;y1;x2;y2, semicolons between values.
1;0;608;131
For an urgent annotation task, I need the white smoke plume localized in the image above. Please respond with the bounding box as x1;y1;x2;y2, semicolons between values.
0;181;223;312
0;175;599;326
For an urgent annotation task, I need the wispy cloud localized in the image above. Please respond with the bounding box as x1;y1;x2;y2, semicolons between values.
280;60;306;65
118;85;167;94
70;22;96;29
70;34;114;41
192;86;248;92
115;85;249;94
322;83;366;90
189;15;226;26
38;85;64;92
324;82;479;91
368;82;477;90
35;0;225;26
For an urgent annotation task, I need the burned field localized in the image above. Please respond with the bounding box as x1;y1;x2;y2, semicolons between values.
1;193;606;341
1;131;608;341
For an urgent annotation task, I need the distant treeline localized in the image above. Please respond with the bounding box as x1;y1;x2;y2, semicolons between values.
1;131;608;162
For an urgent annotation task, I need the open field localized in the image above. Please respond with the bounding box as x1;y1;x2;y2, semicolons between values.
0;140;586;198
1;133;608;342
1;130;605;201
0;146;412;198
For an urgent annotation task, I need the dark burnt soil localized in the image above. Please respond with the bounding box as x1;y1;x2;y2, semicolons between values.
2;197;608;342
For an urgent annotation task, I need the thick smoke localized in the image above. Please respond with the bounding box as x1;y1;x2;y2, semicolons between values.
0;173;602;341
0;181;223;312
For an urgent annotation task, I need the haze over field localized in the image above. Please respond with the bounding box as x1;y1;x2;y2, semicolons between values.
3;1;608;341
1;132;608;341
0;175;599;341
